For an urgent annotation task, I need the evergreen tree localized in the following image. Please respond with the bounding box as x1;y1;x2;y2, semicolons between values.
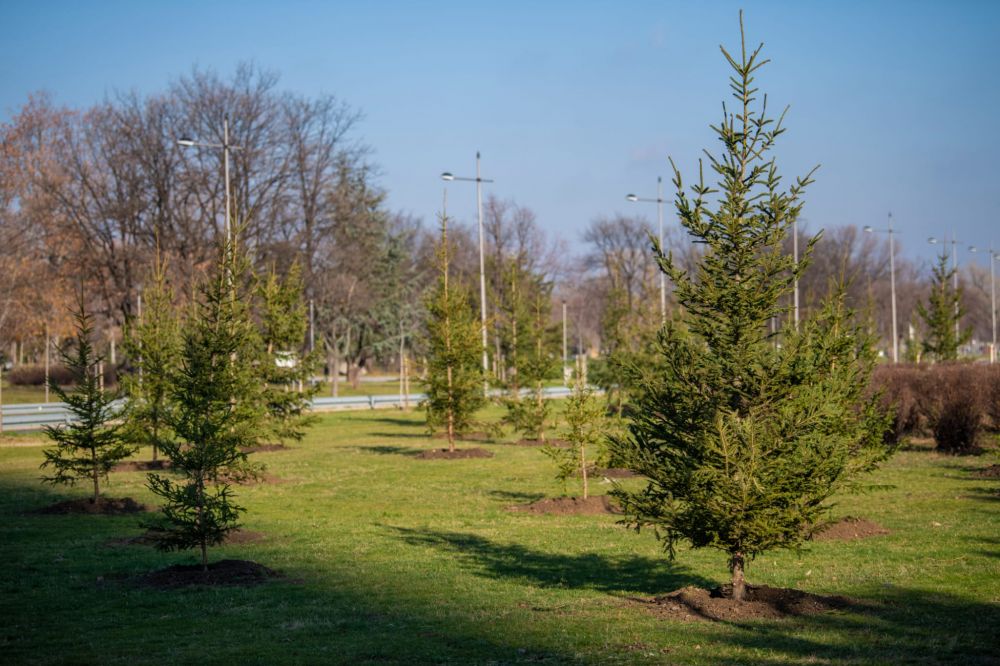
145;234;266;571
122;255;182;461
423;205;484;450
259;262;319;444
41;298;133;504
503;283;559;441
543;377;608;499
609;16;893;602
917;252;970;361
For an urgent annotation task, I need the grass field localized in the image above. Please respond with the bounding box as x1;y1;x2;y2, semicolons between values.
1;407;998;665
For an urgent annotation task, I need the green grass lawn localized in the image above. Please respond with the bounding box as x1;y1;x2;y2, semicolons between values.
1;408;998;665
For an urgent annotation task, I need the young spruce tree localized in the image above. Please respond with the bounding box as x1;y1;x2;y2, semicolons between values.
145;232;265;571
503;285;559;442
543;377;608;499
610;16;893;602
41;298;133;504
122;254;182;461
258;262;319;445
917;252;970;361
424;200;484;450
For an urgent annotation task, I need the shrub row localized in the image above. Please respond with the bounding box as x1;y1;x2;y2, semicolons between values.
872;363;1000;453
6;363;119;387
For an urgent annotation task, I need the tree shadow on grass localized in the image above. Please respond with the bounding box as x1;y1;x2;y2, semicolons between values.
355;445;420;457
390;526;712;595
368;431;430;440
487;490;546;504
708;586;1000;665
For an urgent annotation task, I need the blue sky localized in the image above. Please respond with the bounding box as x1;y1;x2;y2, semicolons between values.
3;0;999;269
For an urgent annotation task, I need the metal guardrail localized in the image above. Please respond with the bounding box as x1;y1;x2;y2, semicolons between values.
0;386;575;432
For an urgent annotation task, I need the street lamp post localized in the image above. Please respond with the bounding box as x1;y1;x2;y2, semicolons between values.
626;176;667;322
969;244;998;363
864;213;899;362
178;116;238;244
441;153;493;394
928;234;961;341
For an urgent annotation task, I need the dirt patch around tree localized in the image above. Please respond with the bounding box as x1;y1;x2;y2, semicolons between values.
509;495;621;515
971;464;1000;479
133;559;281;589
636;584;853;622
106;528;266;548
416;448;494;460
241;444;290;453
811;516;890;541
34;497;151;515
112;460;172;472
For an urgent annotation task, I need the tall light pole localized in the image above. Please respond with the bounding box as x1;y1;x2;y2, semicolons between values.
626;176;667;322
929;234;961;341
441;153;493;394
969;244;998;363
178;116;238;244
864;212;899;362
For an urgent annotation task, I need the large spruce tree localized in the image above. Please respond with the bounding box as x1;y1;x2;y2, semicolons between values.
145;233;265;571
917;252;970;361
424;204;484;450
41;298;133;504
610;16;893;602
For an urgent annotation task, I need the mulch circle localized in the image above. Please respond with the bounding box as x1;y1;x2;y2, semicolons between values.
241;444;290;453
112;460;172;472
637;584;853;622
416;448;494;460
134;559;281;589
971;464;1000;479
812;516;890;541
34;497;151;515
509;495;621;515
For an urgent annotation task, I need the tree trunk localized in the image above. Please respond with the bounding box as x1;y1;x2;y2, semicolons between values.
730;552;747;602
91;447;100;504
581;440;588;500
446;366;455;453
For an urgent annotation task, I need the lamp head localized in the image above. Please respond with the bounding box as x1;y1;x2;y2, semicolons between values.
928;237;939;245
626;194;638;202
862;226;874;233
177;138;196;147
440;172;455;182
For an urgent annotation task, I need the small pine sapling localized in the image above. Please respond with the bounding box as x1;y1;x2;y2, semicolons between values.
41;298;134;504
258;262;319;445
610;15;893;602
917;252;971;361
121;254;182;461
543;377;607;499
423;201;485;450
145;234;266;571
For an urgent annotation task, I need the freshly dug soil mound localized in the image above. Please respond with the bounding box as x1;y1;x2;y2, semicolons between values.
433;431;494;442
241;444;289;453
112;460;172;472
417;448;494;460
812;516;889;541
971;464;1000;479
35;497;151;515
107;528;265;548
512;438;572;448
640;584;852;622
135;559;280;589
510;495;621;515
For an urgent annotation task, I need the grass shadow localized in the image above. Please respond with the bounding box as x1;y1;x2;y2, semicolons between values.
368;431;429;440
487;490;546;504
710;586;1000;664
355;445;420;457
390;526;713;595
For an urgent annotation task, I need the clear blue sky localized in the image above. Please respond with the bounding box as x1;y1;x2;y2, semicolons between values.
3;0;999;269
